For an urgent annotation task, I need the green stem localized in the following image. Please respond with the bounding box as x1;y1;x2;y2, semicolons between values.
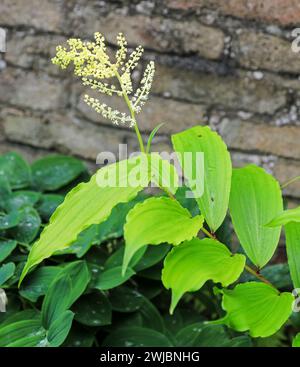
114;70;145;153
281;175;300;189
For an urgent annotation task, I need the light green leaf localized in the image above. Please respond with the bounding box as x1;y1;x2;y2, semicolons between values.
162;238;245;313
284;222;300;289
19;156;149;284
94;266;135;290
0;152;31;189
123;197;203;274
0;240;17;262
148;153;178;195
0;262;15;286
293;333;300;347
172;126;232;232
211;282;294;338
47;310;74;347
103;327;173;347
31;154;86;191
229;165;283;268
268;206;300;227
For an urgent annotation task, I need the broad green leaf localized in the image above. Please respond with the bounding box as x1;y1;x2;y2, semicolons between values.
175;322;251;347
229;165;283;268
172;126;232;232
162;238;245;313
268;206;300;227
4;191;41;211
19;156;149;284
0;240;17;262
9;206;41;243
139;297;165;332
47;310;74;347
42;274;72;329
211;282;294;338
148;153;178;195
94;266;135;290
0;262;15;286
123;197;204;274
72;292;111;326
134;244;170;271
62;325;95;347
35;194;64;222
0;211;21;230
293;333;300;347
109;286;144;313
284;222;300;289
0;174;11;207
0;318;45;347
31;154;85;191
19;266;62;302
103;327;173;347
0;152;31;189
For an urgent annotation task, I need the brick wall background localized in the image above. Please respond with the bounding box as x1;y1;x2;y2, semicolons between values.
1;0;300;205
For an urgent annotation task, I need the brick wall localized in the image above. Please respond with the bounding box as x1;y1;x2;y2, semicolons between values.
1;0;300;203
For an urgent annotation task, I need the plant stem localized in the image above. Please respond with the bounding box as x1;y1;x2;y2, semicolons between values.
201;228;277;289
281;175;300;189
114;70;145;153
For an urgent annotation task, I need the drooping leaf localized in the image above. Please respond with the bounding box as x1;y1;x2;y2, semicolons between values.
0;240;17;262
284;222;300;289
19;266;62;302
172;126;232;232
211;282;294;338
268;206;300;227
9;206;41;244
72;292;112;326
31;155;86;191
94;266;135;291
123;197;203;274
36;194;64;222
102;327;173;347
0;262;15;286
293;333;300;347
19;156;150;284
162;238;245;313
0;152;31;189
229;165;283;268
47;310;74;347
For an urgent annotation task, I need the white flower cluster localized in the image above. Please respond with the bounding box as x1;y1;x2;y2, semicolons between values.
52;33;155;127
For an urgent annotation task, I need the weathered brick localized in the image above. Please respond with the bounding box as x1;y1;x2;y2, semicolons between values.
273;158;300;198
5;32;68;75
233;31;300;74
0;0;65;32
167;0;300;26
0;68;67;110
72;13;224;60
220;119;300;160
152;64;287;114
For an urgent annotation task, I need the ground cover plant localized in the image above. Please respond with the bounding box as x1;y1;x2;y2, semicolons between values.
1;33;300;347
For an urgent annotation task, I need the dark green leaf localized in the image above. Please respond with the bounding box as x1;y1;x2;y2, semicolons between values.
0;152;31;189
94;266;135;291
0;240;17;262
47;310;74;347
31;154;86;191
0;211;21;230
134;244;170;271
36;194;64;222
4;191;41;211
0;262;15;286
9;206;41;243
109;286;144;313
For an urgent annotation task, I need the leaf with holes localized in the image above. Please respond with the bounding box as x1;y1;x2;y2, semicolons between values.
162;238;245;313
172;126;232;232
123;197;204;274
